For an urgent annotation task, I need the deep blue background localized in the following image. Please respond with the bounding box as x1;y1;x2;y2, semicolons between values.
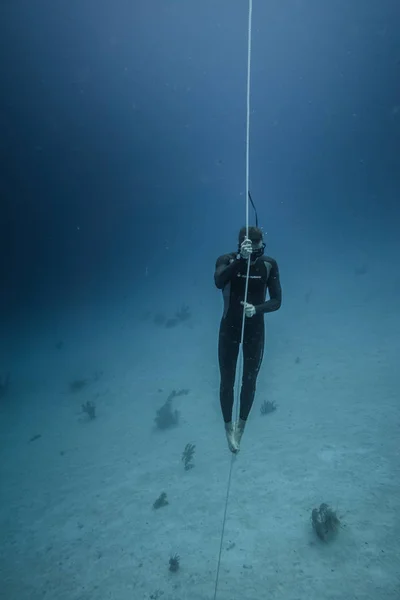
1;0;399;321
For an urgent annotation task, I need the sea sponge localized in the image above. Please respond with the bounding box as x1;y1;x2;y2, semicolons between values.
311;502;340;542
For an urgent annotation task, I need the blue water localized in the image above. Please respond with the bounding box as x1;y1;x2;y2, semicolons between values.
1;2;399;599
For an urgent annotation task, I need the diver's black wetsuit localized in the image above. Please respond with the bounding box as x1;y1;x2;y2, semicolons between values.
214;252;282;423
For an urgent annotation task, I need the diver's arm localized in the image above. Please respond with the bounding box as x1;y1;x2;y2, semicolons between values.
214;254;241;289
255;259;282;314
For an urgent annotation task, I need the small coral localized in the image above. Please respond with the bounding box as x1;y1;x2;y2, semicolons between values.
169;554;180;572
154;389;189;430
82;400;96;420
182;443;195;471
260;399;277;415
311;503;340;542
154;401;179;430
153;492;168;510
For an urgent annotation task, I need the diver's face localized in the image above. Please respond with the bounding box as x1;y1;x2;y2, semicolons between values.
250;239;266;261
251;240;263;251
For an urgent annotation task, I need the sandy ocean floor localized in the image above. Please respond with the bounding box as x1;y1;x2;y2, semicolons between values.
1;294;400;600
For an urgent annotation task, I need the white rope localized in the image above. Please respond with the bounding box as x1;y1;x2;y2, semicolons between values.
213;2;254;599
235;0;253;422
245;0;253;237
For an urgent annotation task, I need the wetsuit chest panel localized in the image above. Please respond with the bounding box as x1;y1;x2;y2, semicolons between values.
224;258;270;318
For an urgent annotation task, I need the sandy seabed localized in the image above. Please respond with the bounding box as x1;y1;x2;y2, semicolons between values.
1;302;399;600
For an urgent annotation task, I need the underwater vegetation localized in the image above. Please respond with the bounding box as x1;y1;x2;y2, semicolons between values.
181;443;195;471
81;400;96;420
169;554;180;572
311;503;341;542
154;388;189;430
5;342;344;600
153;492;169;510
260;399;277;415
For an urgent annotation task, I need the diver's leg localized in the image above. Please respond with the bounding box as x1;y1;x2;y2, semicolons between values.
218;318;240;452
236;319;265;447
